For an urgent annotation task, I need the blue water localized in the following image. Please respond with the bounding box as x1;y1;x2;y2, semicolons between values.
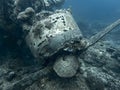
63;0;120;23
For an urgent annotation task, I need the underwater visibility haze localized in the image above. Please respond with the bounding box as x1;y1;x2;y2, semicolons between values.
64;0;120;23
0;0;120;90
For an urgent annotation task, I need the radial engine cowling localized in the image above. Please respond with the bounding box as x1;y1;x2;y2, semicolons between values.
25;10;83;60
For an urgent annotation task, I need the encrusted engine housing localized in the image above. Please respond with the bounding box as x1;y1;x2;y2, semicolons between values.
25;10;83;59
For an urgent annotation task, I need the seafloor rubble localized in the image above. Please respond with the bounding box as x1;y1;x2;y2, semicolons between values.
0;38;120;90
0;0;120;90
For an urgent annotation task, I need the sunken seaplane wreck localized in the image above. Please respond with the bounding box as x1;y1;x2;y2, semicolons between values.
17;8;120;78
0;0;120;90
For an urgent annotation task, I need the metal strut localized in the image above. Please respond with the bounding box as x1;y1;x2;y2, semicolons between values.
87;19;120;48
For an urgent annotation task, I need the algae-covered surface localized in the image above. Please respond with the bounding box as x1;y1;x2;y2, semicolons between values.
0;0;120;90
